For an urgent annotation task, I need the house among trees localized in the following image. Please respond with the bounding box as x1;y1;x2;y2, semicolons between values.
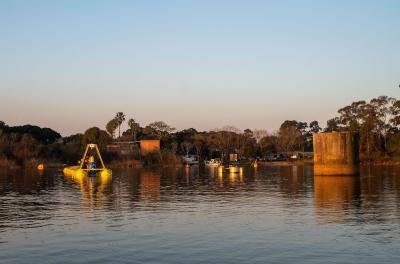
139;140;160;155
106;140;160;155
106;141;137;155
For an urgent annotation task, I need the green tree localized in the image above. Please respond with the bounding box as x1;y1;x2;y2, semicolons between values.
181;141;193;156
277;126;303;153
325;117;341;132
259;135;278;156
3;125;61;144
359;103;380;160
244;129;253;137
238;129;257;158
252;129;268;143
17;134;41;162
82;127;112;150
338;101;366;132
170;142;179;154
333;96;399;161
280;120;307;134
278;120;307;153
370;96;396;150
390;99;400;128
309;121;321;133
115;112;126;138
147;121;175;137
106;118;118;138
192;134;205;159
127;118;140;141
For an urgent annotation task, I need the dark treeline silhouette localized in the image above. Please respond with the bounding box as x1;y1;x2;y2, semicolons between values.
0;95;399;167
0;122;62;167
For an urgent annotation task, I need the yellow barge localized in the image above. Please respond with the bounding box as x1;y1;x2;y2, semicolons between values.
63;144;112;178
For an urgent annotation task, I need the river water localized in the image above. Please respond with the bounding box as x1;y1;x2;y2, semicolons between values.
0;165;399;264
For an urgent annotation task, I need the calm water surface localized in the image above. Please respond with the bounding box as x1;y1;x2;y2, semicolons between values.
1;165;400;263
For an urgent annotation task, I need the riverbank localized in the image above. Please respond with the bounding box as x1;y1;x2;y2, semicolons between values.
0;158;63;169
0;150;183;169
360;160;400;166
258;160;314;166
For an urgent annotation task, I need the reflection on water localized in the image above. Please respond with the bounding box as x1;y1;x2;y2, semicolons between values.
140;170;160;203
314;175;361;224
1;165;400;263
64;171;112;209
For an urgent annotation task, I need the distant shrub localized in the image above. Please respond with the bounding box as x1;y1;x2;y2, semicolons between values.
142;150;182;167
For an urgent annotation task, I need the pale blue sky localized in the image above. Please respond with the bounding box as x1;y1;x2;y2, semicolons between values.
0;0;399;136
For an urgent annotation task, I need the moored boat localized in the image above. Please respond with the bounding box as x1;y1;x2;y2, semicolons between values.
205;158;222;166
182;155;199;165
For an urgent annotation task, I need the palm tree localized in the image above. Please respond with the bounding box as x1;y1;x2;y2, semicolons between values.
128;118;140;141
115;112;126;138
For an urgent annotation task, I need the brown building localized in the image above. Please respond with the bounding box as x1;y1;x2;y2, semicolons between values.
140;140;160;155
106;141;137;155
106;140;160;155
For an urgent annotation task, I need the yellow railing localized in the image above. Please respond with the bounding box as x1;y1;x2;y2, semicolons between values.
80;143;107;170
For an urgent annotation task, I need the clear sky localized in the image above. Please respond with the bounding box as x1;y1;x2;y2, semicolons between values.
1;0;399;136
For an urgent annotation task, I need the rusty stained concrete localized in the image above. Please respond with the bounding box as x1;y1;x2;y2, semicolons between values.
313;132;359;175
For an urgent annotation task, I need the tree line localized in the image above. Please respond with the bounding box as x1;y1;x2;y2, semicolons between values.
325;95;400;161
0;95;399;167
0;122;62;167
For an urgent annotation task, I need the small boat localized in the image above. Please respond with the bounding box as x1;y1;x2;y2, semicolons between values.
205;158;222;166
63;143;112;178
182;155;199;165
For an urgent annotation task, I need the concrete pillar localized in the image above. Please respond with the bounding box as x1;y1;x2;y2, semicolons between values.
313;132;359;175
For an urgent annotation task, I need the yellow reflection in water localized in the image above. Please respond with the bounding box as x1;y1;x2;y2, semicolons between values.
64;172;111;209
314;175;359;224
219;167;244;184
218;166;224;177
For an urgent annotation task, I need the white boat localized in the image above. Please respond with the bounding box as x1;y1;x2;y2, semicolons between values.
205;158;222;166
182;155;199;165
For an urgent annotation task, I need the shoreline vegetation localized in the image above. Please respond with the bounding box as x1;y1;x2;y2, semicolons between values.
1;95;399;169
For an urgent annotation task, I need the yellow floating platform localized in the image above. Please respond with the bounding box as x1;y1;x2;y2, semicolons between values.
63;143;112;178
63;166;112;178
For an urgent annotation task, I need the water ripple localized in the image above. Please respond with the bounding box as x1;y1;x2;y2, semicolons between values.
0;166;400;263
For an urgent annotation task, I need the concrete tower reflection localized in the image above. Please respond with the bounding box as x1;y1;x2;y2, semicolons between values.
314;175;360;224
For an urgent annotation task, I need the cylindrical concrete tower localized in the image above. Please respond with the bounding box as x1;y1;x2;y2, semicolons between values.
313;132;359;175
